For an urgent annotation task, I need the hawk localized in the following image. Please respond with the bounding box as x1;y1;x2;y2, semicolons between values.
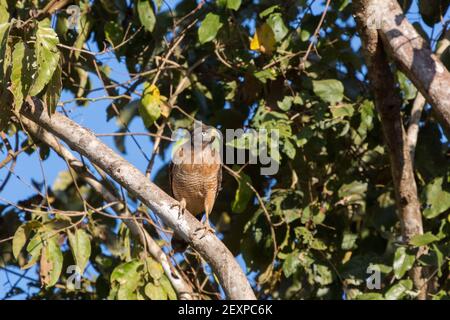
169;124;222;252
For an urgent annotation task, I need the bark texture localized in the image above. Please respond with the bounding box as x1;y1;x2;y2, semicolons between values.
375;0;450;134
353;0;427;299
19;98;256;300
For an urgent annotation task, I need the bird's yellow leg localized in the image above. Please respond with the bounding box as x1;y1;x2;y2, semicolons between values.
194;206;215;238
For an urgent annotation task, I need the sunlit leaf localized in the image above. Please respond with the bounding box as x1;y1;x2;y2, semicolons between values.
40;235;63;287
146;257;164;280
144;283;167;300
11;41;35;111
312;79;344;105
29;20;61;96
385;280;413;300
159;275;176;300
266;13;288;42
409;232;440;247
68;229;91;275
139;83;162;127
137;0;156;33
111;260;143;300
198;13;223;44
226;0;241;11
393;247;415;279
422;176;450;219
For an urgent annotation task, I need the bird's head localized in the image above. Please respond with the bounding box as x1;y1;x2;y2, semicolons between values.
190;122;217;148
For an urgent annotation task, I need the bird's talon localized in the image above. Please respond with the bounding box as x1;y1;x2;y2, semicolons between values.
194;222;215;238
170;199;186;219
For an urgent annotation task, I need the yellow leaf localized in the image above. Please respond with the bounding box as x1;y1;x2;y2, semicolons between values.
144;84;160;101
140;83;166;127
249;23;276;55
250;33;260;51
342;251;352;264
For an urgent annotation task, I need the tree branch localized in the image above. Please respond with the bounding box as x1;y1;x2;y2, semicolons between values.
407;28;450;162
353;0;427;299
373;0;450;135
18;98;256;300
18;115;196;299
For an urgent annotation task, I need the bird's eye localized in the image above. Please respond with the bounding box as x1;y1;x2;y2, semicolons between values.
201;131;206;136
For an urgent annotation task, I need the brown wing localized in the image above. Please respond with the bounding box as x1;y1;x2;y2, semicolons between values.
215;165;222;200
168;161;175;197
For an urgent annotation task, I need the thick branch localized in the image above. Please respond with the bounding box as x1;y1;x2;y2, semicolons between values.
407;29;450;162
18;116;195;299
353;0;426;299
19;99;256;300
374;0;450;134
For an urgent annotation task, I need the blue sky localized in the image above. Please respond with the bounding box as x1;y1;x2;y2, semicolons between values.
1;0;449;300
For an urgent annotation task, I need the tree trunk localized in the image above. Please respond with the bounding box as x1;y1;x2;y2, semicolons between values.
353;0;427;300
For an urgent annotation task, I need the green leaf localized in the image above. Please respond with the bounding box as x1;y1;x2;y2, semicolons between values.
29;20;60;96
139;83;161;128
0;0;8;23
111;260;143;300
146;257;164;280
396;71;417;100
11;41;35;110
0;21;12;131
68;229;91;275
159;275;177;300
232;172;253;213
409;232;440;247
111;260;142;283
385;280;413;300
0;21;9;84
137;0;156;33
266;13;288;42
341;231;358;250
40;235;63;287
12;225;29;259
198;13;223;44
312;79;344;105
282;250;300;278
226;0;241;10
144;283;167;300
282;138;296;159
355;293;385;300
330;103;354;118
73;14;92;60
22;232;43;269
254;68;277;83
259;5;279;18
43;62;62;114
277;96;293;111
393;247;415;279
422;176;450;218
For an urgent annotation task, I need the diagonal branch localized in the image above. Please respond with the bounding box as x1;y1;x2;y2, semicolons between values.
17;116;196;299
373;0;450;135
353;0;427;299
18;98;256;300
407;28;450;163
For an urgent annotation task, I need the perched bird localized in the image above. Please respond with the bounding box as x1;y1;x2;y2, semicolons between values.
169;123;222;252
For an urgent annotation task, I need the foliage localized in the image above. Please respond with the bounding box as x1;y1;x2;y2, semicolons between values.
0;0;448;300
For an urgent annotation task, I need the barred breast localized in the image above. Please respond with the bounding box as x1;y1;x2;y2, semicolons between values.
171;164;220;215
